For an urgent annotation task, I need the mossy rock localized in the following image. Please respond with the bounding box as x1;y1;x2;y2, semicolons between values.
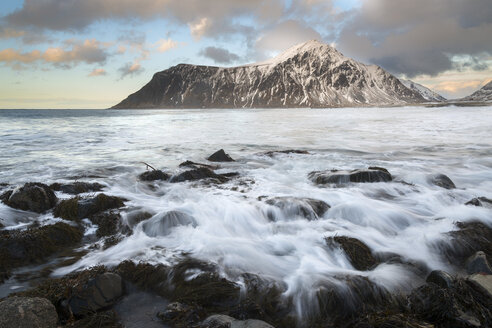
0;222;83;271
326;236;379;271
54;194;126;221
91;212;121;238
2;182;57;213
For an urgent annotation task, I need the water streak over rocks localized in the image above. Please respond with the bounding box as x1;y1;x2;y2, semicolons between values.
308;167;392;185
265;197;330;221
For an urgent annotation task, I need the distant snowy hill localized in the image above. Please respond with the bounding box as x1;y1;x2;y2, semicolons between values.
460;80;492;103
113;40;425;109
399;79;446;102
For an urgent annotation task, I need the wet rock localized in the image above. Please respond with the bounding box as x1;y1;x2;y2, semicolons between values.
68;273;124;317
309;167;392;185
207;149;234;162
91;212;121;238
426;270;454;289
179;160;218;170
408;279;491;327
170;167;228;183
465;197;492;208
138;170;170;181
326;236;379;271
158;302;206;327
142;211;197;237
352;313;434;328
314;276;401;327
262;149;309;157
11;266;108;323
465;251;492;275
201;314;275;328
442;221;492;268
68;309;121;328
2;182;57;213
50;182;104;195
54;193;126;221
428;174;456;189
265;197;330;220
0;222;83;271
0;296;58;328
123;209;153;228
170;260;241;312
115;261;171;296
467;274;492;299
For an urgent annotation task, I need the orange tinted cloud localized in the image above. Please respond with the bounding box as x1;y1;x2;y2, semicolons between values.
0;39;109;67
88;68;107;76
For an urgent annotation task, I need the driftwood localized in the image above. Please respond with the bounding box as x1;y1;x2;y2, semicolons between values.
140;162;156;171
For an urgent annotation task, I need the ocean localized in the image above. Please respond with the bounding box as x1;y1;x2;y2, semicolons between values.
1;106;491;322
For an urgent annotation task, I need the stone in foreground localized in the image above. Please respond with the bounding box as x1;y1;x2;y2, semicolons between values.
1;182;57;213
0;297;58;328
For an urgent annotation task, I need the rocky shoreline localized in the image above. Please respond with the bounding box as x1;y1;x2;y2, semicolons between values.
0;149;491;328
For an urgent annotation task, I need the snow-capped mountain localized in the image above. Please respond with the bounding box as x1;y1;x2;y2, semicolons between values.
460;80;492;103
112;40;425;109
399;79;446;102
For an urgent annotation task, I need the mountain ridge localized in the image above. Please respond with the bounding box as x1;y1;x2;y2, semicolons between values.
112;40;427;109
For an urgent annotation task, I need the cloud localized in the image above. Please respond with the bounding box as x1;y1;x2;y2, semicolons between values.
189;17;212;40
200;46;240;64
335;0;492;77
155;39;178;53
0;27;25;39
118;61;144;79
0;39;110;69
88;68;107;77
255;20;322;56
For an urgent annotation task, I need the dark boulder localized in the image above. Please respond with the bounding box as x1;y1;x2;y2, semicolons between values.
465;251;492;275
309;167;392;185
68;273;124;317
263;149;309;157
440;221;492;268
426;270;454;289
138;170;170;181
351;313;434;328
0;297;58;328
170;167;228;183
50;182;104;195
207;149;234;162
54;193;126;221
428;174;456;189
465;197;492;208
266;197;330;221
2;183;57;213
326;236;379;271
0;222;83;271
142;211;197;237
467;274;492;299
408;279;491;327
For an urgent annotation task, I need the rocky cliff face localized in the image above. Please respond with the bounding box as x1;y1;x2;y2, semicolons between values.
112;40;425;109
460;80;492;103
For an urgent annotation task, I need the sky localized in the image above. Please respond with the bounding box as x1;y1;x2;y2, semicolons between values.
0;0;491;109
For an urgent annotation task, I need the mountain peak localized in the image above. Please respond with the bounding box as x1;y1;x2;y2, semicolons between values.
255;40;342;66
